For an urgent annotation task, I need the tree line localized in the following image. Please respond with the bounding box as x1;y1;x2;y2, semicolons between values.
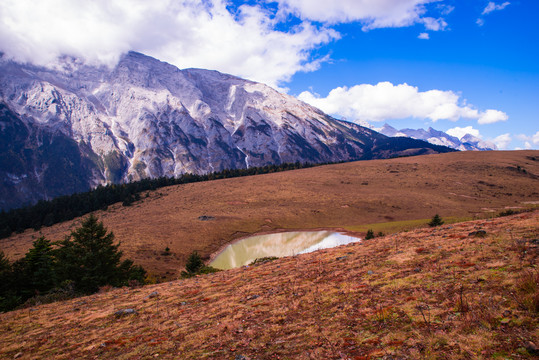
0;215;145;312
0;161;322;239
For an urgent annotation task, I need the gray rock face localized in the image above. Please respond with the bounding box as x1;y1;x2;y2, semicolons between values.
0;52;451;210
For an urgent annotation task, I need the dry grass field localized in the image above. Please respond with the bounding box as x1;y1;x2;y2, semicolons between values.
1;150;538;279
1;210;537;359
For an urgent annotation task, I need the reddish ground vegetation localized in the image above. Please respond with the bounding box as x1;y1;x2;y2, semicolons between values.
1;211;538;359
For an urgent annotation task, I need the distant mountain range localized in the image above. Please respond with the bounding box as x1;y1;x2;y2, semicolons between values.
377;124;496;151
0;52;453;210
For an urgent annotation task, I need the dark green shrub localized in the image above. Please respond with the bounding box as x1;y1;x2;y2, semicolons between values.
250;257;278;265
499;209;516;217
181;251;220;278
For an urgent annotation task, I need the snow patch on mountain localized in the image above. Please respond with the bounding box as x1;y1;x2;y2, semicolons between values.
378;124;496;151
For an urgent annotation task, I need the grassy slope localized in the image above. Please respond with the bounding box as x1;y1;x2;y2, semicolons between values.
1;211;537;359
1;150;538;280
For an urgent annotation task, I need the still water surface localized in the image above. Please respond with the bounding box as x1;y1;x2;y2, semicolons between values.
210;231;361;270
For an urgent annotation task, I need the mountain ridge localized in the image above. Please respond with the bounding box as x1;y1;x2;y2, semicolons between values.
378;123;496;151
0;51;453;210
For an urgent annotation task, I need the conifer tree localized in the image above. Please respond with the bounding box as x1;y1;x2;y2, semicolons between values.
365;229;375;240
428;214;444;227
0;251;19;311
55;215;145;293
21;236;56;297
185;251;203;274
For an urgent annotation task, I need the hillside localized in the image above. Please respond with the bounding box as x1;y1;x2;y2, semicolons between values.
2;150;538;280
1;210;537;359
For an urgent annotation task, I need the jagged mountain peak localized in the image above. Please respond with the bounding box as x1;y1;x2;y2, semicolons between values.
378;124;495;152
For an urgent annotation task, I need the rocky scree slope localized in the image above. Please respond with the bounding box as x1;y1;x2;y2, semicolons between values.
0;52;452;209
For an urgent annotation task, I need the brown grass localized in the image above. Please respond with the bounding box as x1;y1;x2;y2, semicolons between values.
1;150;538;280
1;210;538;359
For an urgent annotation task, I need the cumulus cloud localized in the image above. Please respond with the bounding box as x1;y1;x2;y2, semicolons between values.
482;1;511;15
492;133;511;149
446;126;481;140
298;82;509;124
516;131;539;146
272;0;445;31
477;109;509;124
0;0;338;88
418;33;430;40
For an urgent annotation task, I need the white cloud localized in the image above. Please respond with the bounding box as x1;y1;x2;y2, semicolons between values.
298;82;509;125
0;0;339;88
482;1;511;15
272;0;444;31
446;126;481;140
438;4;455;16
0;0;456;89
478;1;510;26
516;131;539;146
418;33;430;40
477;109;509;124
492;133;511;149
421;17;448;31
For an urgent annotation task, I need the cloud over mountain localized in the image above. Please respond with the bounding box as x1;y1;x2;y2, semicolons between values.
0;0;338;88
0;0;452;89
298;82;508;124
446;126;482;139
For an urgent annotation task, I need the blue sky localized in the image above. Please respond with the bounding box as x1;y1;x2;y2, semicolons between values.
1;0;537;149
281;0;539;149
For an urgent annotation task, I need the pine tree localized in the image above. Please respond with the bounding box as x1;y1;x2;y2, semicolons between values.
185;251;203;274
428;214;444;227
0;251;19;311
55;215;145;293
21;236;57;296
365;229;375;240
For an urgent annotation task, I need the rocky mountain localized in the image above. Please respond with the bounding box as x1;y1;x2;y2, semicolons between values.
0;52;453;210
378;124;496;151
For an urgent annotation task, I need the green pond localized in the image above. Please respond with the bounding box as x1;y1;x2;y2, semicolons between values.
210;231;361;270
